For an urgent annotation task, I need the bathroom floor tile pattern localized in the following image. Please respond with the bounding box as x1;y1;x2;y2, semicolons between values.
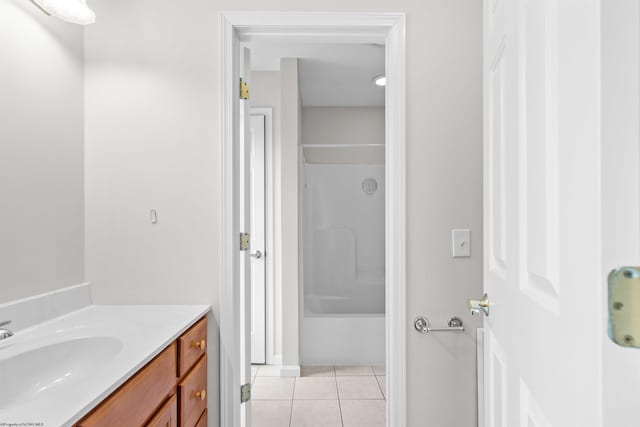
251;365;386;427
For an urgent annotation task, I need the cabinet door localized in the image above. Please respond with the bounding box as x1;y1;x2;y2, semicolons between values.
194;409;207;427
178;317;207;377
179;355;207;427
146;395;177;427
77;344;177;427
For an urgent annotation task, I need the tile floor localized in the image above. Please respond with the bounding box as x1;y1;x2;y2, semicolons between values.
251;365;386;427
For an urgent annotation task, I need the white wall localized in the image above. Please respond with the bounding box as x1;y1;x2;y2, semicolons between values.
280;58;302;369
302;107;384;164
302;107;385;145
0;1;85;304
84;0;220;418
84;1;482;425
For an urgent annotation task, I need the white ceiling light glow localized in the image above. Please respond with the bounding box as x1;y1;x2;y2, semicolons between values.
373;75;386;87
30;0;96;25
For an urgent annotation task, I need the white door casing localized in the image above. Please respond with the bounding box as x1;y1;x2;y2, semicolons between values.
250;114;266;365
239;47;252;427
219;12;406;427
483;0;602;426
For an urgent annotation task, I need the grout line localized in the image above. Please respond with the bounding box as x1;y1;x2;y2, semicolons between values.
336;375;345;427
288;377;296;427
375;375;385;399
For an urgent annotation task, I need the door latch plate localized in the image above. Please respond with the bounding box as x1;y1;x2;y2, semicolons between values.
608;267;640;347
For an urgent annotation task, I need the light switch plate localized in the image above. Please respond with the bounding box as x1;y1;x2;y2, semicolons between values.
452;229;471;257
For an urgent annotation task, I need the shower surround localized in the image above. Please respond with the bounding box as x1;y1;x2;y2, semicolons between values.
301;163;385;365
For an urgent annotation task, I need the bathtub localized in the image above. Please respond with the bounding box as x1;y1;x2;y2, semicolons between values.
300;294;385;366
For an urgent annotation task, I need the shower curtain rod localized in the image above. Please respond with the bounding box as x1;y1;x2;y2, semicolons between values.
301;144;385;148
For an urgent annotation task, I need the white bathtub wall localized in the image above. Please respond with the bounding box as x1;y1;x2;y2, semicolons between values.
0;1;85;304
301;163;385;366
301;315;385;366
303;164;385;315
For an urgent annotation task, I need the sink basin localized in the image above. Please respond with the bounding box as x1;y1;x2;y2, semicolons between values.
0;337;123;409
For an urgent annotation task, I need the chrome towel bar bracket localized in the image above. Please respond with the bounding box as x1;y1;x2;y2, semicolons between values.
414;316;465;334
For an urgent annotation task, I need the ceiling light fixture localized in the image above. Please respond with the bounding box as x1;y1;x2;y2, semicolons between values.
30;0;96;25
373;75;386;87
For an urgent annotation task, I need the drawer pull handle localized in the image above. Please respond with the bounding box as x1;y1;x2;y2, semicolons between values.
196;390;207;400
194;339;206;350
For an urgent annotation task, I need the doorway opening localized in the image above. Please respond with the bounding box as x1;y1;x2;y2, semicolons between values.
248;42;387;426
218;12;406;427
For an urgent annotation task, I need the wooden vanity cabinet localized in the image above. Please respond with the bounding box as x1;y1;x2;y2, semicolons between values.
76;316;208;427
146;395;178;427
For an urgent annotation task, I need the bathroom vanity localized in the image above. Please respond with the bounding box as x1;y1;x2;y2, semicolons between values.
76;316;208;427
0;284;210;427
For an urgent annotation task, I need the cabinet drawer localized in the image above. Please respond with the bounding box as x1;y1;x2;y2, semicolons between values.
194;409;207;427
146;394;177;427
77;343;177;427
178;355;207;427
178;317;207;377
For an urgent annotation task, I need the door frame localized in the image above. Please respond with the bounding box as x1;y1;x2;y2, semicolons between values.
219;11;407;427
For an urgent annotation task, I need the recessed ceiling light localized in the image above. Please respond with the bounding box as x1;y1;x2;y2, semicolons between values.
30;0;96;25
373;75;386;87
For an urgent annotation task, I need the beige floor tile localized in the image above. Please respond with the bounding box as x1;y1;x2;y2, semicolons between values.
301;365;335;377
290;400;342;427
252;377;296;400
257;365;283;377
373;365;385;376
376;376;386;398
336;376;384;400
251;365;260;376
252;400;292;427
340;399;386;427
293;377;338;400
335;365;375;376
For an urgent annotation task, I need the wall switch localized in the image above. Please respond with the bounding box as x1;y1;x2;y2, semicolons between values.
150;209;158;224
452;229;471;257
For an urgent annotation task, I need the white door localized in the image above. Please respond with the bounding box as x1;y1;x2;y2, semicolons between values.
601;1;640;425
239;47;252;427
481;0;603;426
250;114;266;365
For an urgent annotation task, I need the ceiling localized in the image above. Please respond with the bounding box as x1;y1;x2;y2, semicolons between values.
249;42;385;107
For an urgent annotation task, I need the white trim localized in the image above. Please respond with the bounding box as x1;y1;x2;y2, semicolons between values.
301;143;385;148
279;365;301;377
219;12;406;427
219;12;241;427
477;328;485;427
251;107;277;366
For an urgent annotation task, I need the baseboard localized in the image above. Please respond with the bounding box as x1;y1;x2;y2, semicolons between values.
279;365;300;377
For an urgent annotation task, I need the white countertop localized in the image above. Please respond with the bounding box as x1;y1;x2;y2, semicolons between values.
0;304;210;426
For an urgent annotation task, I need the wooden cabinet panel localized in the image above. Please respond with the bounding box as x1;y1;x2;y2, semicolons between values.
194;409;207;427
178;355;207;427
178;317;207;377
146;394;177;427
77;343;177;427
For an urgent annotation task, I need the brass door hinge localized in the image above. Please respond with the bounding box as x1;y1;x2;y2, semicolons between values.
240;78;249;100
609;267;640;347
241;383;251;403
240;232;250;251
